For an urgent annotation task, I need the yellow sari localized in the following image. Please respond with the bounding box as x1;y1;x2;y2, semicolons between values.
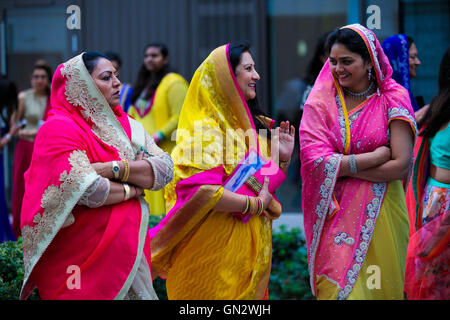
128;73;188;215
149;45;281;299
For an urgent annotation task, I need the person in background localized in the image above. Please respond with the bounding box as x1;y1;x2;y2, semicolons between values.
104;51;133;113
382;34;427;121
404;46;450;300
300;24;416;300
0;76;20;243
127;43;188;216
11;60;52;238
299;31;332;111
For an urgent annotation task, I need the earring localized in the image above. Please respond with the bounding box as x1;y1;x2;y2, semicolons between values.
368;69;372;80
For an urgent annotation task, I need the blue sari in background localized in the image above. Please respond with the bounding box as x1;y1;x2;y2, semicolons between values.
0;144;15;243
382;34;420;112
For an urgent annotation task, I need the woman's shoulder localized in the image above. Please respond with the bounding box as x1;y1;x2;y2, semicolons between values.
18;88;32;100
39;113;84;138
162;72;188;87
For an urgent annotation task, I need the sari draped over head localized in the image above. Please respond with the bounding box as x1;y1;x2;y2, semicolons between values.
20;53;156;300
149;44;285;299
382;34;420;112
300;24;417;299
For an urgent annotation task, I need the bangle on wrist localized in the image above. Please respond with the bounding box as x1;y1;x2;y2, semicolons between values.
256;197;264;216
349;154;358;174
242;195;250;214
121;159;130;182
123;183;131;201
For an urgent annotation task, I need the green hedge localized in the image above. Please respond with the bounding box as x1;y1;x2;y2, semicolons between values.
0;216;313;300
0;238;39;300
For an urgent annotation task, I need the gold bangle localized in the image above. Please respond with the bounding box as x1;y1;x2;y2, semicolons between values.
249;196;258;215
242;195;250;214
256;197;264;216
123;183;131;201
121;159;130;182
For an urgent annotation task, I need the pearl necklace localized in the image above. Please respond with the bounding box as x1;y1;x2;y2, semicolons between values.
343;81;375;99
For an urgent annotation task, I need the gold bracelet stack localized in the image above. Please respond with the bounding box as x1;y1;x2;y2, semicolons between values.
123;183;131;201
242;196;264;216
121;159;130;182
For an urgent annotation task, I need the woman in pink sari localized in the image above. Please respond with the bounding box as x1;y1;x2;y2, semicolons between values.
20;52;174;300
300;24;417;300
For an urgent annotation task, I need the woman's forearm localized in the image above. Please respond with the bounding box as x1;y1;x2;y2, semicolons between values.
93;159;155;189
102;181;141;206
126;160;155;189
213;189;248;212
348;158;411;182
338;148;389;177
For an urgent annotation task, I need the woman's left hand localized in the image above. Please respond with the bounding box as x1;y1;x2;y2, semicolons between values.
274;120;295;162
91;162;112;179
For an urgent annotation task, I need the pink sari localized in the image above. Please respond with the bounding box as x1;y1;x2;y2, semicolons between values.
299;24;416;299
20;54;151;300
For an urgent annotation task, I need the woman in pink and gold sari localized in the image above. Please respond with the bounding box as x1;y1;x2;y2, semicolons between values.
150;42;295;299
300;24;417;300
20;52;174;300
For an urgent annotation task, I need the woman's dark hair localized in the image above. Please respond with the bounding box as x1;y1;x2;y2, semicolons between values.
82;51;110;74
406;36;414;50
104;51;122;68
418;46;450;138
326;28;372;63
228;41;270;135
130;43;171;105
33;60;53;97
325;28;375;83
304;31;331;85
0;75;18;132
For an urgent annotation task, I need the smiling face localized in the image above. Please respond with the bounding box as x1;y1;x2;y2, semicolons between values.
408;42;421;78
144;46;169;73
90;58;122;108
235;51;260;101
329;43;373;93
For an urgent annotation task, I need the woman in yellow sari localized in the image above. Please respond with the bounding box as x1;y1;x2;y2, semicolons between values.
128;43;188;215
149;42;295;299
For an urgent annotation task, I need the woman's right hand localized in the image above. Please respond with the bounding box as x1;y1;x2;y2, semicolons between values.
258;176;273;210
371;145;391;165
